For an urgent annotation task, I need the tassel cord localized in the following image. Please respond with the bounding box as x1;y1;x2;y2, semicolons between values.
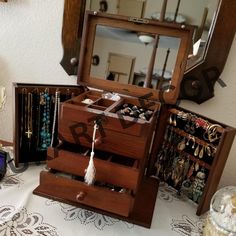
84;122;99;185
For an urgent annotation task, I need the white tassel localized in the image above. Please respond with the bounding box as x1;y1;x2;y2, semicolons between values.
84;123;98;185
84;151;96;185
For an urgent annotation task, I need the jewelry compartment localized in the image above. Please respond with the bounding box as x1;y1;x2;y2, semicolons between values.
13;83;84;166
148;105;236;215
59;92;160;159
47;142;141;191
109;96;159;122
67;90;103;106
88;98;117;111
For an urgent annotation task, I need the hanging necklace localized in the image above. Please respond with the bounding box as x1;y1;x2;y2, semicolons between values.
38;88;51;150
23;92;33;151
25;92;33;139
50;90;60;147
32;88;40;149
20;88;27;148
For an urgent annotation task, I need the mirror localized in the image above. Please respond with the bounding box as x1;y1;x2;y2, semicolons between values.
91;25;180;90
61;0;236;103
77;12;193;104
87;0;218;70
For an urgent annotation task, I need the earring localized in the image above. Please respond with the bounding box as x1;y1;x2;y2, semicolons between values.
172;114;177;126
186;137;190;146
195;162;199;171
194;144;199;156
205;145;211;156
199;145;204;159
169;114;173;125
191;137;195;149
187;163;195;178
177;137;186;151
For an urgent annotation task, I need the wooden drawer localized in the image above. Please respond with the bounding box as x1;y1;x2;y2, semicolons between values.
47;145;141;191
58;91;160;159
35;171;134;217
59;120;148;159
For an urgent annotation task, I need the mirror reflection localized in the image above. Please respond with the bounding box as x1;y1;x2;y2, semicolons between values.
90;25;181;90
86;0;219;69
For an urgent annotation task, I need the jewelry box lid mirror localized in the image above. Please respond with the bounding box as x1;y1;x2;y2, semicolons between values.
77;11;194;104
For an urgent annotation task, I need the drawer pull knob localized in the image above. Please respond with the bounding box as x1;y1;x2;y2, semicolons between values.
76;191;86;201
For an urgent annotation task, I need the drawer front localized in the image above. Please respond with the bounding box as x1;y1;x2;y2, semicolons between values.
61;102;152;137
59;100;158;159
47;147;140;191
59;119;148;159
38;171;134;217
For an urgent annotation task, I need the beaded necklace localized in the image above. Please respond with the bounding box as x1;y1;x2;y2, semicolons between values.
38;89;51;150
50;90;60;147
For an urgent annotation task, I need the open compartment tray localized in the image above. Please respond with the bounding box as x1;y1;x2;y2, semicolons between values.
59;90;161;159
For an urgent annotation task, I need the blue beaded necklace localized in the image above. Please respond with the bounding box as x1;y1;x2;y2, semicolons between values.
38;89;51;150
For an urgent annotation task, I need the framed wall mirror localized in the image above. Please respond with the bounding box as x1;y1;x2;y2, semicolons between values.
60;0;236;103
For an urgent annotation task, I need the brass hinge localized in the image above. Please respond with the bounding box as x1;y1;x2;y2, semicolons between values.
128;17;149;24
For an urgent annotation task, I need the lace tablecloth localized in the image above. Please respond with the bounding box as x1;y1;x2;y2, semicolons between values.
0;148;204;236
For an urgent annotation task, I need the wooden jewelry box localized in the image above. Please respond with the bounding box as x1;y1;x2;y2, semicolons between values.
21;11;234;228
31;11;195;227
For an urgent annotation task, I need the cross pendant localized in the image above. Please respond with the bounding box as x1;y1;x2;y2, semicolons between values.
25;130;32;139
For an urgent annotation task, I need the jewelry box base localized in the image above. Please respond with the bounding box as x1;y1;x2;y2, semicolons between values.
33;172;159;228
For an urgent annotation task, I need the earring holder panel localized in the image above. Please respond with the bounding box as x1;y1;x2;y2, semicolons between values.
147;104;236;216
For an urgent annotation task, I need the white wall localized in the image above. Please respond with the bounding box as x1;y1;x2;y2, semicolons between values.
0;0;235;188
0;0;77;142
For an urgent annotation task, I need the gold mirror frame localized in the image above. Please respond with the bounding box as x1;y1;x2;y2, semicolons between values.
60;0;236;103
